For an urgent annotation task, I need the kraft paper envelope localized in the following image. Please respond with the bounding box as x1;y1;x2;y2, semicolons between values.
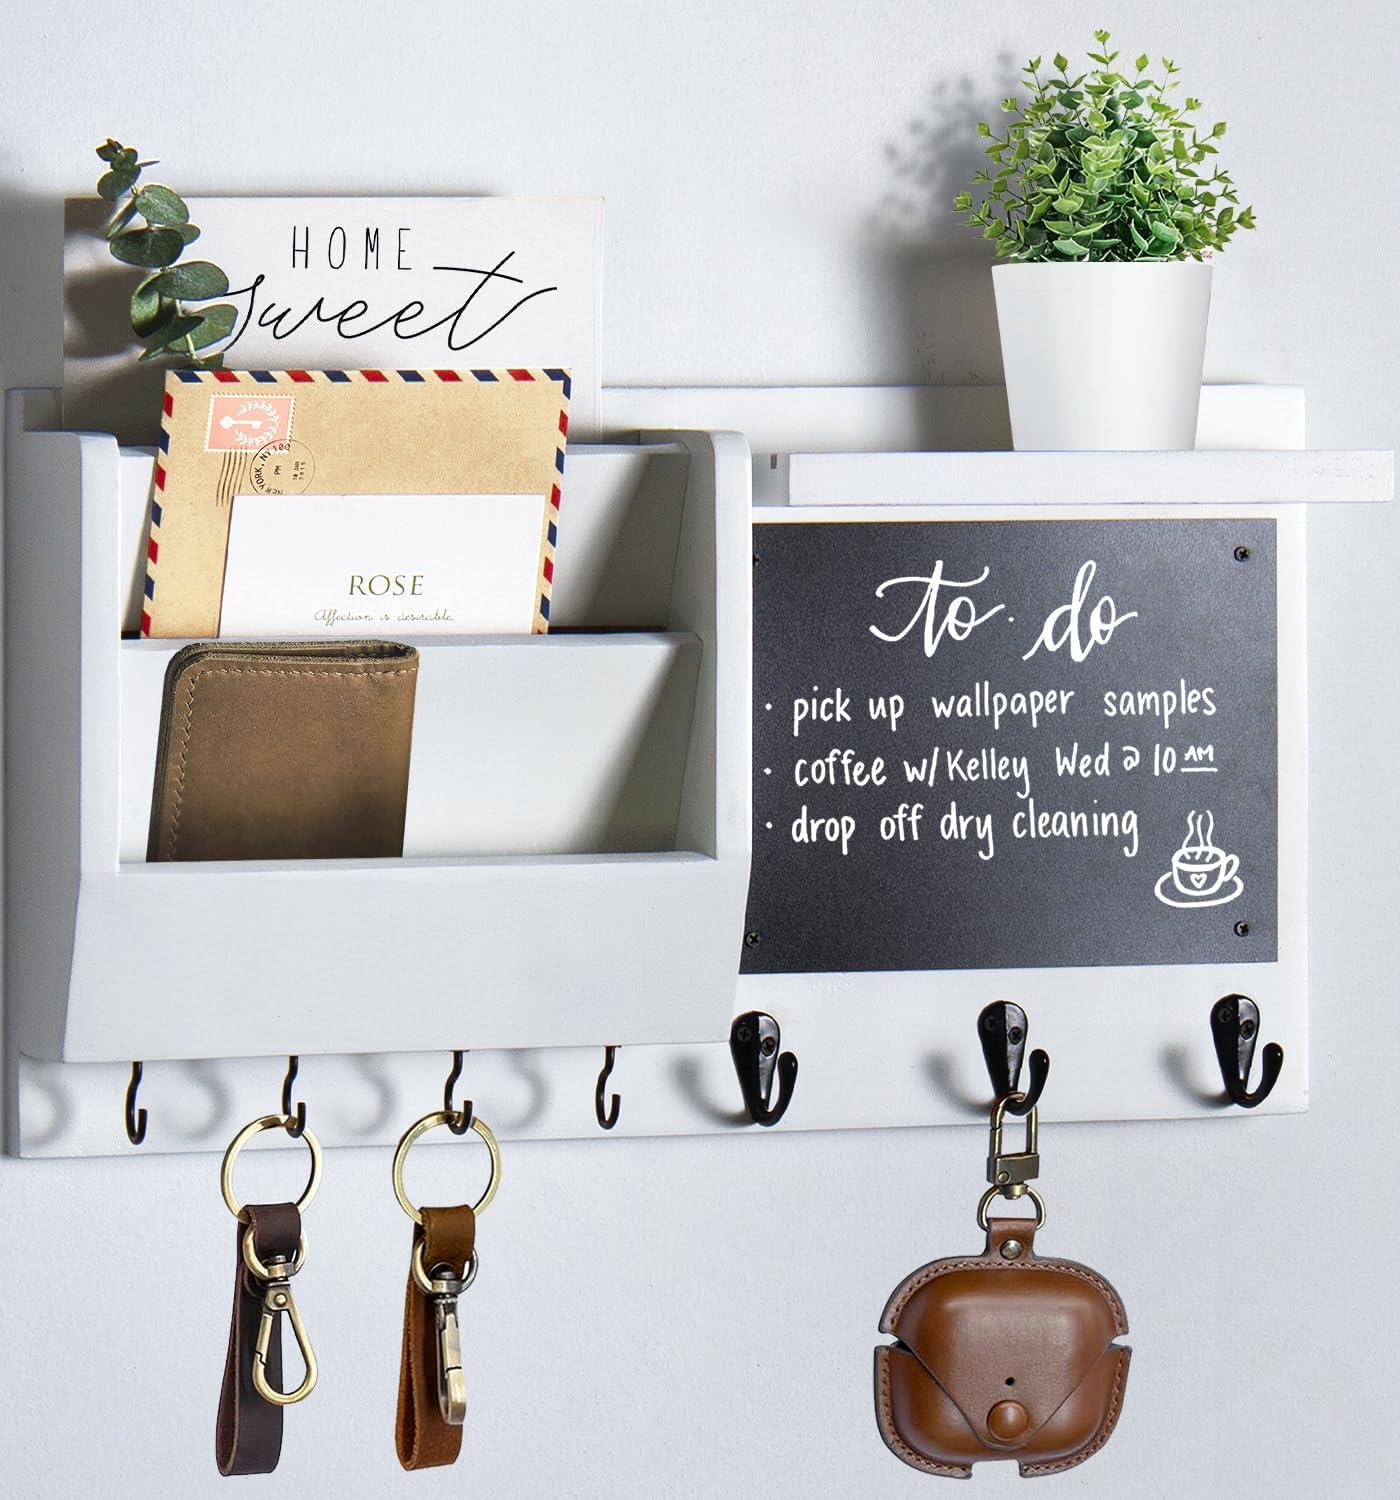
142;367;569;638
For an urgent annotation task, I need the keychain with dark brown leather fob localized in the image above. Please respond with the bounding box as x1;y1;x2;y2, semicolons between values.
216;1112;323;1476
874;1094;1130;1478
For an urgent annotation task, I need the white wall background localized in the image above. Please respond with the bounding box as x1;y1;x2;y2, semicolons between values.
2;2;1397;1495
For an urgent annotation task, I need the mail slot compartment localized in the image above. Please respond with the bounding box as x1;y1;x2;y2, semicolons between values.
6;390;752;1062
117;632;703;861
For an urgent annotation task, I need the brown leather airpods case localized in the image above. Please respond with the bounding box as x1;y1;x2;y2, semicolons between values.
874;1219;1130;1478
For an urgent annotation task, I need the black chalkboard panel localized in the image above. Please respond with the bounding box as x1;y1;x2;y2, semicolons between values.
742;517;1277;974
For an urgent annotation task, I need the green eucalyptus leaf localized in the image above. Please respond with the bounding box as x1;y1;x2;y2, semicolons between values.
182;303;239;350
129;278;175;337
98;167;138;201
109;227;185;269
96;139;123;163
179;223;202;245
133;184;189;227
138;313;202;359
106;198;140;236
150;260;229;299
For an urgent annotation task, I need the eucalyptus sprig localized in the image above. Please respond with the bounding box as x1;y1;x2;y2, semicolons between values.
95;139;235;364
953;31;1256;262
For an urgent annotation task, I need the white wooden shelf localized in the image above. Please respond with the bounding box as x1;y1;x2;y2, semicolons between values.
781;447;1393;508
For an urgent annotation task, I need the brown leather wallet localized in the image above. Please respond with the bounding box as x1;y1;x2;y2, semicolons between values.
875;1218;1130;1478
147;640;419;862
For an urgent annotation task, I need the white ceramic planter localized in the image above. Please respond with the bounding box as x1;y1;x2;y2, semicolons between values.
992;261;1214;451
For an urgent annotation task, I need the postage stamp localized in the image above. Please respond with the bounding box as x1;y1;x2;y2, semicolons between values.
204;393;295;452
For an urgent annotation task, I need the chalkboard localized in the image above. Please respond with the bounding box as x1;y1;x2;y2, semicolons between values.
742;517;1277;974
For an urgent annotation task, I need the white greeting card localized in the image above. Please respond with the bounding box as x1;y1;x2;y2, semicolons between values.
63;195;602;442
219;492;547;638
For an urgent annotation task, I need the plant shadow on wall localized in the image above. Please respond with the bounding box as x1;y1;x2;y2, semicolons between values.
868;65;1020;425
0;179;62;392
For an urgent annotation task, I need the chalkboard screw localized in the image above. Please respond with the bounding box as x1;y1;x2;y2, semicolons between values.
1233;545;1251;562
1234;920;1250;937
744;931;762;947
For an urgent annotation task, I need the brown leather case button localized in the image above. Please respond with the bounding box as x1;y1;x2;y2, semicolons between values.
987;1399;1030;1442
874;1219;1130;1478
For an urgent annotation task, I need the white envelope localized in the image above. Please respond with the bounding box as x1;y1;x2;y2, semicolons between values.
219;492;546;637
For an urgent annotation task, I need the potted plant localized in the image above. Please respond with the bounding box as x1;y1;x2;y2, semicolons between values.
955;31;1255;450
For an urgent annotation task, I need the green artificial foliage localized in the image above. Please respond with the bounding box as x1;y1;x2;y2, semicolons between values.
954;31;1256;262
95;139;235;364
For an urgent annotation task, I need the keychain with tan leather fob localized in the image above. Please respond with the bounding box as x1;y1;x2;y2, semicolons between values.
874;1093;1130;1478
392;1081;502;1471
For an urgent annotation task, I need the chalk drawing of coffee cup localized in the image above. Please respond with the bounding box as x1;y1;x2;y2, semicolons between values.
1155;810;1244;909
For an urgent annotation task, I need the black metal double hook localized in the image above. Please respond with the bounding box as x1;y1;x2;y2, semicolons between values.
443;1049;473;1133
595;1045;620;1130
729;1011;798;1126
1211;994;1283;1108
978;1001;1049;1115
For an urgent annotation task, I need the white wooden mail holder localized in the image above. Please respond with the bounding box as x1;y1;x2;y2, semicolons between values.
4;389;753;1063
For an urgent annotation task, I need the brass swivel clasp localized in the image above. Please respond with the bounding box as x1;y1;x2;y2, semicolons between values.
978;1094;1046;1231
986;1093;1039;1195
243;1236;318;1407
412;1241;477;1425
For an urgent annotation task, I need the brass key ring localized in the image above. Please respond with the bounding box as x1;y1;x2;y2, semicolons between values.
392;1110;501;1223
221;1114;323;1220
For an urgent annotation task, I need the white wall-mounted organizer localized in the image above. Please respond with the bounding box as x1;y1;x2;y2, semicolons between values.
5;384;1392;1157
5;387;750;1056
